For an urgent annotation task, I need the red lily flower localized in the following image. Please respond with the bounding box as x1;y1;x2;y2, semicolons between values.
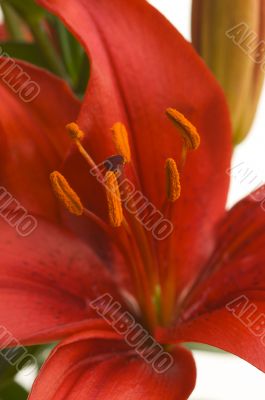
0;0;264;398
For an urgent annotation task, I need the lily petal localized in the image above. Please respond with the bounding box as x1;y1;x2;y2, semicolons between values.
162;291;265;372
37;0;232;293
29;330;196;400
0;60;80;221
181;185;265;316
162;187;265;372
0;218;124;345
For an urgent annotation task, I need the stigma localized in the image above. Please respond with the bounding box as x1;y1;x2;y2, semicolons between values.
66;122;85;140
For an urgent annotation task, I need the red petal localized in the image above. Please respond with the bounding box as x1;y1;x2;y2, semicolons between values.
161;291;265;372
0;218;124;345
159;187;265;372
29;331;196;400
0;60;80;221
180;185;265;317
37;0;232;293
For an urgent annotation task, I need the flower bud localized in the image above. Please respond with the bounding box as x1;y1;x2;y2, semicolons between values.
192;0;265;145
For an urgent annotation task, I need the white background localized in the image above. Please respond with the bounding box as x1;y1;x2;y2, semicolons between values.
148;1;265;399
1;2;265;399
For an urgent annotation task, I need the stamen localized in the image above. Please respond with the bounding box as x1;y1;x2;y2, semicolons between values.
111;122;131;163
166;108;200;150
66;122;85;140
50;171;83;216
65;122;97;171
104;171;123;227
165;158;181;202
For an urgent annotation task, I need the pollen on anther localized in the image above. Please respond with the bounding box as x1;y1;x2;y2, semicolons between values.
165;158;181;202
166;108;200;150
66;122;85;141
111;122;131;163
50;171;83;216
104;171;123;227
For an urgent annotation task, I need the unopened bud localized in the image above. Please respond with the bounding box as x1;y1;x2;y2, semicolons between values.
192;0;265;144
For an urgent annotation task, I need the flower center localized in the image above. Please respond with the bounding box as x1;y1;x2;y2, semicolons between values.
50;109;200;331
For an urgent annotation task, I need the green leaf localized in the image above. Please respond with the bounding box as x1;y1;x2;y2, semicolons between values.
1;0;67;78
0;344;47;386
1;2;90;93
47;16;89;94
1;0;45;21
0;381;28;400
0;2;23;40
74;55;90;98
0;41;50;69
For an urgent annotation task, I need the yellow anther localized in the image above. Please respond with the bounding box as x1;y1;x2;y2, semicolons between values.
111;122;131;163
104;171;123;227
166;108;200;150
66;122;85;140
165;158;181;202
50;171;83;216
